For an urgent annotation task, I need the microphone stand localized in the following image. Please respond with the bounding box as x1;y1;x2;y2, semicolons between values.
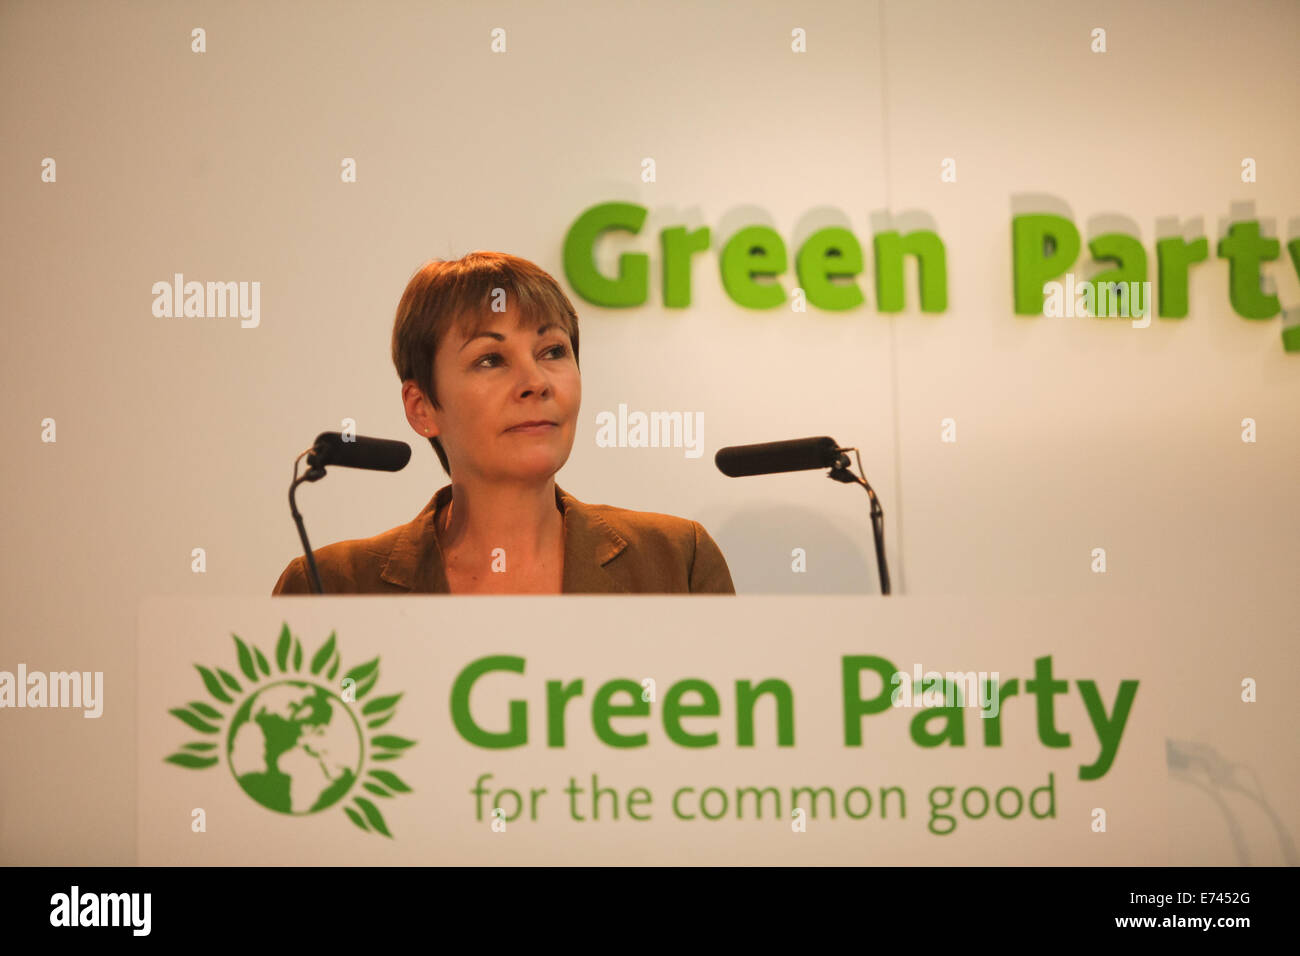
288;447;328;594
827;446;891;595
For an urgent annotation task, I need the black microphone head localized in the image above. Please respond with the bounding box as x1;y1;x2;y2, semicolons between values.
309;432;412;472
714;436;841;477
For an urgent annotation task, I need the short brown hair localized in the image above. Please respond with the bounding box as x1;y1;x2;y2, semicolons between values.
391;252;581;476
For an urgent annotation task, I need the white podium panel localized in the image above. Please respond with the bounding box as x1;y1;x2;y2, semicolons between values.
137;595;1296;865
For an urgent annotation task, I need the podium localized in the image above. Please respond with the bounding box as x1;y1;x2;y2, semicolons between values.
136;594;1296;865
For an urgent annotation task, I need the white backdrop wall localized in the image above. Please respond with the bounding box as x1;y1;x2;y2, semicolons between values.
1;0;1296;863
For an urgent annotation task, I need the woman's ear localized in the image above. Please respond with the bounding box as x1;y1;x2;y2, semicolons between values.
401;380;437;438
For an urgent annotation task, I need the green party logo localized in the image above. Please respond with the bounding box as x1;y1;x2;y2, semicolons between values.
163;624;416;837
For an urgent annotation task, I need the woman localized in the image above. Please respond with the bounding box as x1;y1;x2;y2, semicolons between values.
273;252;735;595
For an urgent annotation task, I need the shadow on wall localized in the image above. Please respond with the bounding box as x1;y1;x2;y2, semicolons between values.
1167;738;1299;866
711;501;883;595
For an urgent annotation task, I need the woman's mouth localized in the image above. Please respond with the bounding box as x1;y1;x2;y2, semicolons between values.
505;421;558;435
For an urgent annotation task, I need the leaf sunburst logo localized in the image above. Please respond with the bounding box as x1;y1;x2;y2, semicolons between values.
164;624;416;837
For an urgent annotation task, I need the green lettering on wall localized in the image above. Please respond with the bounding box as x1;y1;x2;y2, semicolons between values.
720;225;787;308
1012;214;1081;313
1155;235;1209;317
1286;238;1300;352
1088;233;1147;317
1217;220;1280;319
795;227;865;310
661;224;711;307
562;201;649;307
874;229;947;312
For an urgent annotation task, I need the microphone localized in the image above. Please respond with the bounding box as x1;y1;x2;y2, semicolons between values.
307;432;412;472
714;436;843;477
286;433;412;595
713;433;892;595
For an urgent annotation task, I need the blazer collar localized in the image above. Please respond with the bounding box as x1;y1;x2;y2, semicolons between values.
380;483;630;593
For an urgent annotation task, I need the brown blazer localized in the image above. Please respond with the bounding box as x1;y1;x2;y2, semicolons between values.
272;483;736;595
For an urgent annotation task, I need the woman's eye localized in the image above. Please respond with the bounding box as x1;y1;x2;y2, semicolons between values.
476;344;567;368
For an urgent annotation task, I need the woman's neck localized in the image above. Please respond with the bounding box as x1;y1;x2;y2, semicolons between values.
437;478;565;563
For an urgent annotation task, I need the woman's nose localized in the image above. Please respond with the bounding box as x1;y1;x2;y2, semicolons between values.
515;356;551;396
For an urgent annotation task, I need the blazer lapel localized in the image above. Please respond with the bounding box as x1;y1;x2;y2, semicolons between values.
381;486;451;592
557;485;630;593
380;483;629;593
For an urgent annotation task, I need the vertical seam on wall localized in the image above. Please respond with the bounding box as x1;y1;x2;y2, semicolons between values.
878;0;905;595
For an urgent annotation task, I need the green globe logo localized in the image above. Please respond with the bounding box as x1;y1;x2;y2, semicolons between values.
227;680;363;814
164;625;416;837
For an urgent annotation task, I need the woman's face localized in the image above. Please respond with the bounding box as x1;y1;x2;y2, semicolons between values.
424;309;580;483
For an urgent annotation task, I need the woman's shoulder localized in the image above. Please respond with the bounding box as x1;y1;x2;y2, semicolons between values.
271;518;416;595
562;490;735;594
571;494;704;543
